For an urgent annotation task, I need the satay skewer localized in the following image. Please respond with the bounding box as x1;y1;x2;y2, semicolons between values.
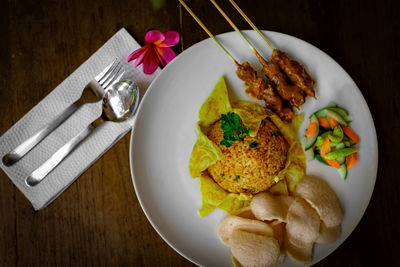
179;0;293;121
178;0;240;66
210;0;306;108
210;0;260;56
228;0;274;51
209;0;267;68
228;0;316;98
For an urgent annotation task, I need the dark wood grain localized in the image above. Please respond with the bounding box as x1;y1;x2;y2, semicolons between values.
0;0;399;266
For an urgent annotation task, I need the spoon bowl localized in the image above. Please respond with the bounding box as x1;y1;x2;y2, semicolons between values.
102;80;140;122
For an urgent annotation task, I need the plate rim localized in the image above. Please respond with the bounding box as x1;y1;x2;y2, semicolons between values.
129;30;378;266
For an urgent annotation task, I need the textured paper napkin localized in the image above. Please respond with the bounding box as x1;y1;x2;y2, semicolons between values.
0;28;160;210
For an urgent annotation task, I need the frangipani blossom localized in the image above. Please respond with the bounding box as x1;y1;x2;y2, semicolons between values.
127;30;180;74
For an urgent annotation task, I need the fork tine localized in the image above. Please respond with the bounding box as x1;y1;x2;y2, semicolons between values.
101;64;123;89
95;60;118;82
98;61;120;85
111;71;125;86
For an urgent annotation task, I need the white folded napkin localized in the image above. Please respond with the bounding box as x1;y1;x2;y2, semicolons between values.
0;28;159;210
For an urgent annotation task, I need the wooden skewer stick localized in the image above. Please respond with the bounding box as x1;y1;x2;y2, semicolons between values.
210;0;258;55
210;0;268;63
229;0;275;51
179;0;240;66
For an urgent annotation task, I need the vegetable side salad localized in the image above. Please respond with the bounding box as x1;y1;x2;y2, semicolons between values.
301;102;360;179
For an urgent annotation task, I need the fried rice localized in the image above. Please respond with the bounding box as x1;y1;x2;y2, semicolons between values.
207;118;288;194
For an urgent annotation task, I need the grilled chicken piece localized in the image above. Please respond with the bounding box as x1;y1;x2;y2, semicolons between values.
279;104;295;122
255;54;305;109
259;85;294;121
236;61;257;82
236;62;293;121
272;50;315;98
246;80;294;121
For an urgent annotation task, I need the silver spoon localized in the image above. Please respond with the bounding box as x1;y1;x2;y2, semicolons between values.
25;79;139;187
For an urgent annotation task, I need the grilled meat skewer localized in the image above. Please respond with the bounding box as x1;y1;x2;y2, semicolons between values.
272;50;315;98
236;62;294;121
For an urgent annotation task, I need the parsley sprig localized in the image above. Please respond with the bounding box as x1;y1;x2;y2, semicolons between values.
220;112;250;147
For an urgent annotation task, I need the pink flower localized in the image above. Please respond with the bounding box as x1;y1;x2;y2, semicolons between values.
127;30;180;75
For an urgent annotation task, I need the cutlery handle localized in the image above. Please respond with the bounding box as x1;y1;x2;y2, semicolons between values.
25;118;101;187
2;103;79;166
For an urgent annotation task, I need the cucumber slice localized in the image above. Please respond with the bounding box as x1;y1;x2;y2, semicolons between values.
326;101;337;108
344;115;353;123
337;157;345;165
332;142;345;150
305;148;315;161
337;164;348;180
316;109;348;126
315;154;329;165
325;110;348;126
300;136;306;150
328;107;348;116
304;115;319;150
312;103;336;118
326;110;349;126
314;108;327;118
328;107;353;123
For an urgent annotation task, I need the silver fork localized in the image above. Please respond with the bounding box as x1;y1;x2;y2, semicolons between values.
2;60;124;166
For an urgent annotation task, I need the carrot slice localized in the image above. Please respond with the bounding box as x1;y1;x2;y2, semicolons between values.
318;117;330;128
328;117;338;128
346;152;358;169
325;159;341;169
320;136;331;157
320;137;339;168
305;122;318;137
342;126;360;143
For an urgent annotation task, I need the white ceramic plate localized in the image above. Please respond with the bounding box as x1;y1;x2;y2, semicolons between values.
129;31;378;266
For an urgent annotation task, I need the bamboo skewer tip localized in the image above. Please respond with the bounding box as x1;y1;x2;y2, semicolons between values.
228;0;274;51
179;0;240;66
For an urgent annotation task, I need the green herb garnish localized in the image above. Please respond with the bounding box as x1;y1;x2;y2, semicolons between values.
220;112;250;147
249;141;259;148
220;174;226;179
234;175;240;181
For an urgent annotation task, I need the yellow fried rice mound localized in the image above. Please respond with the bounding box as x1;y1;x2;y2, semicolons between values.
207;119;288;194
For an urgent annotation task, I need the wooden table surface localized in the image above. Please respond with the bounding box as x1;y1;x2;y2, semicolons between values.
1;0;399;266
